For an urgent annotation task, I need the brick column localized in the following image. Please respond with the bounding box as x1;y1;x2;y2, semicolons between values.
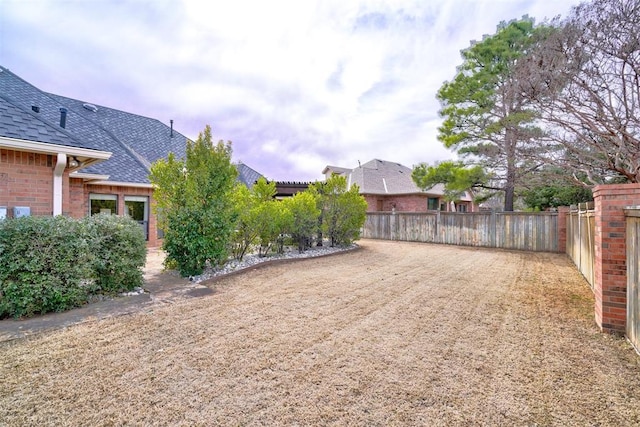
593;184;640;333
557;206;569;254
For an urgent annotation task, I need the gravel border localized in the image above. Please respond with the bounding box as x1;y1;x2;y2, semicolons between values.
190;243;359;284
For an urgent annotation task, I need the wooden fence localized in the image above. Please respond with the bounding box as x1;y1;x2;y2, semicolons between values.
565;203;595;289
626;208;640;352
363;211;559;252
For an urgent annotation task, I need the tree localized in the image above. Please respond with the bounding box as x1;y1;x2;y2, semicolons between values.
250;178;284;256
516;0;640;185
149;125;237;276
229;178;286;259
282;191;320;253
321;175;368;247
228;184;257;261
437;17;546;211
522;184;593;211
412;160;490;204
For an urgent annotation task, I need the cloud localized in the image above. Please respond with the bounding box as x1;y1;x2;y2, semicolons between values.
0;0;579;181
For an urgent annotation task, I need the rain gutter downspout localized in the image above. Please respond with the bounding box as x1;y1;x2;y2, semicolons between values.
53;153;66;216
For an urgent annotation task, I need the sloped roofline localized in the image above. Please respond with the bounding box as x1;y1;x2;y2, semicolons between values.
0;135;111;168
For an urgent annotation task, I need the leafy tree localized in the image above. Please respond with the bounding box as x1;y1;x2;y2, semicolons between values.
522;184;593;211
321;175;368;247
249;178;281;256
307;180;327;246
150;125;237;276
229;184;257;261
437;17;546;211
229;178;289;259
282;191;320;253
412;160;490;204
516;0;640;184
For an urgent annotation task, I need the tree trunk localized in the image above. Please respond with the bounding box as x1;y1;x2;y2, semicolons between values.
504;130;517;212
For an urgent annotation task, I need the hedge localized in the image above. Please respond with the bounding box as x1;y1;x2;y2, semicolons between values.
0;215;146;319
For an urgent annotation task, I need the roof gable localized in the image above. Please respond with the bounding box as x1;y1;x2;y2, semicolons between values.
349;159;425;195
323;158;470;200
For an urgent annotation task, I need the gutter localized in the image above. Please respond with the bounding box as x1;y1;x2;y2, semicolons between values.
53;153;66;215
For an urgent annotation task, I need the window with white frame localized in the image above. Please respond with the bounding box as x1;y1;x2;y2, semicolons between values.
90;194;117;215
124;195;149;240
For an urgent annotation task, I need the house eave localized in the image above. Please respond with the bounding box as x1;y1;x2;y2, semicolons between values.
88;180;154;189
70;172;111;182
0;135;112;160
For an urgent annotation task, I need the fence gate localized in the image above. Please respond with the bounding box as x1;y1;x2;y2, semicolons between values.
626;208;640;352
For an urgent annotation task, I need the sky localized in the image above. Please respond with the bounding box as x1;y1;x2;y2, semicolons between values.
0;0;580;182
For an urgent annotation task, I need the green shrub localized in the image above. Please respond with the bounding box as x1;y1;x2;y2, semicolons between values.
162;207;210;277
86;214;147;295
282;192;320;253
150;125;237;277
0;216;92;318
311;175;368;247
0;214;147;319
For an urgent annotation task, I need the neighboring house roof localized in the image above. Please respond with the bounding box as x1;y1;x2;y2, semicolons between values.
273;181;312;198
324;158;473;201
0;65;189;185
236;161;263;188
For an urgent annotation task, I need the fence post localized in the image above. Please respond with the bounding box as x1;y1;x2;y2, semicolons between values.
390;209;397;241
592;184;640;334
490;210;497;248
557;206;569;253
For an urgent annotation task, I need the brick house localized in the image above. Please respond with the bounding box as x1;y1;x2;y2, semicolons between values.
0;66;259;246
323;159;476;212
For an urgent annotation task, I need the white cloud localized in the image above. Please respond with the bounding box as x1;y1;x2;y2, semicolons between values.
0;0;579;181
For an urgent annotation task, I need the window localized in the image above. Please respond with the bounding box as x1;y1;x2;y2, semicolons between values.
457;204;468;213
90;194;117;215
124;196;149;240
427;197;439;211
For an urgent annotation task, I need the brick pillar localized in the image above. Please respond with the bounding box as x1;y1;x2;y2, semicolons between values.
593;183;640;333
557;206;569;254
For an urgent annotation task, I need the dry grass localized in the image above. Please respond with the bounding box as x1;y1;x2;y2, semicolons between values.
1;240;639;426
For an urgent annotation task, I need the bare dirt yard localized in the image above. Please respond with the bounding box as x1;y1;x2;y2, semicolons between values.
1;239;640;426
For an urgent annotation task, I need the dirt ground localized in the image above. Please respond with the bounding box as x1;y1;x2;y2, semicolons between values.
1;239;639;426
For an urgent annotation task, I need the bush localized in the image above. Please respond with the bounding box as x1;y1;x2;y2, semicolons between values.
282;192;320;253
86;214;147;295
0;216;92;318
0;215;147;319
150;125;237;277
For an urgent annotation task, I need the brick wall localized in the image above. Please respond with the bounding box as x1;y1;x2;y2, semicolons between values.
364;194;431;212
85;184;159;247
0;149;55;216
363;194;476;213
68;177;86;218
1;148;160;246
592;183;640;333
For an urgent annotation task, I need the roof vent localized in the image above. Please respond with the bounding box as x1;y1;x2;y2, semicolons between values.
59;108;67;128
31;106;40;113
82;103;98;113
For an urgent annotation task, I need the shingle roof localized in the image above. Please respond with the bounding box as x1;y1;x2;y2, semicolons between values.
0;97;88;148
0;66;190;184
236;161;264;188
326;158;471;200
349;159;426;194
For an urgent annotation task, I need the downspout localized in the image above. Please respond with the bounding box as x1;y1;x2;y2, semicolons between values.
53;153;66;216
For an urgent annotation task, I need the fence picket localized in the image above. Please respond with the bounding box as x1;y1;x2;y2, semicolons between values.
363;211;559;252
